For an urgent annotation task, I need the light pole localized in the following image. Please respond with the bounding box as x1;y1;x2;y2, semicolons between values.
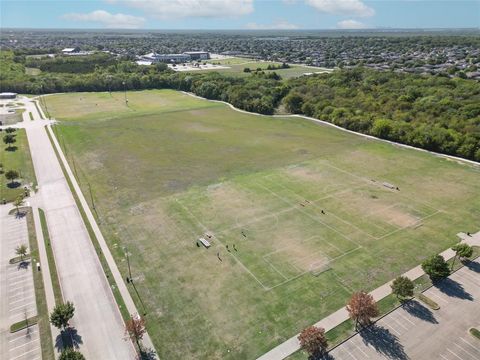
122;81;128;106
123;246;147;316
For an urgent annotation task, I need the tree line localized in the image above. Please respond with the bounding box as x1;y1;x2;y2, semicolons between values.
1;50;479;161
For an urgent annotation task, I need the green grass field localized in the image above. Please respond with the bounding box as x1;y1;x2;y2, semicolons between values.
202;57;330;78
44;90;480;359
0;128;37;202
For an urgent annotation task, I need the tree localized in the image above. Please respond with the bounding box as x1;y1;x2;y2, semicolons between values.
3;134;16;149
346;291;379;330
50;301;75;331
15;244;28;260
391;276;414;299
421;255;450;281
283;93;304;114
5;170;19;185
59;347;85;360
13;195;24;214
451;243;474;270
125;315;146;350
298;326;328;358
5;127;16;133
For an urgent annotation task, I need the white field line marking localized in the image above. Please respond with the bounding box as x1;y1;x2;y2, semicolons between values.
9;338;40;352
460;337;480;352
447;348;464;360
322;161;443;212
255;181;361;249
262;257;289;281
453;342;477;358
375;210;441;241
9;346;40;360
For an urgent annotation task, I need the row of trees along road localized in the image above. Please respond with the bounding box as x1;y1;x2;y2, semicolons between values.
298;243;474;358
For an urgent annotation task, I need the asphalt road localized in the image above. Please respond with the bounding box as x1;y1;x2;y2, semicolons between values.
23;100;136;358
329;258;480;360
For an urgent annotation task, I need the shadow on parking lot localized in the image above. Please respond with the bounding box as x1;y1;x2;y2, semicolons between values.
464;260;480;273
435;278;473;301
402;300;438;324
359;325;409;360
55;327;83;352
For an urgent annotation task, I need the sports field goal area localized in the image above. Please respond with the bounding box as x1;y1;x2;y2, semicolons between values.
170;159;440;290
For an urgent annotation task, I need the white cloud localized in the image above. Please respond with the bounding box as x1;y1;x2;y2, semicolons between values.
245;19;299;30
337;19;368;29
106;0;254;19
63;10;145;28
306;0;375;17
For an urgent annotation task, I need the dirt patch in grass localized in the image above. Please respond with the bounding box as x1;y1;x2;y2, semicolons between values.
286;166;326;183
184;122;220;133
382;206;419;228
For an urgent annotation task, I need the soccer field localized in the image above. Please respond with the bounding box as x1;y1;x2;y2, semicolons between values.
44;90;480;359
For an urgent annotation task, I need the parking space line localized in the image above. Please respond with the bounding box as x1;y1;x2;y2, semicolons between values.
9;331;38;343
454;342;477;358
446;348;464;360
382;322;401;335
9;338;40;352
345;347;361;360
8;272;30;280
427;292;449;304
9;301;35;312
8;278;32;287
460;337;480;352
8;291;35;300
389;315;409;330
458;272;480;286
351;340;369;358
9;294;35;306
440;354;450;360
396;311;415;326
9;346;40;360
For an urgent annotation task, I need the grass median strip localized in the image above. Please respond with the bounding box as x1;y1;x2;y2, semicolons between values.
39;207;63;305
417;293;440;310
46;125;130;321
10;316;38;333
470;328;480;340
22;206;55;360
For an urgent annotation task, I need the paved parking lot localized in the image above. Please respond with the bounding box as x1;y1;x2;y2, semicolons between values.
0;207;41;360
329;259;480;360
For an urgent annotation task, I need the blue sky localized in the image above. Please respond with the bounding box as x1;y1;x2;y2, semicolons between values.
0;0;479;30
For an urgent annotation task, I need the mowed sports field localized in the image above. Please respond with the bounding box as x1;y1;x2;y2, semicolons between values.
44;90;480;359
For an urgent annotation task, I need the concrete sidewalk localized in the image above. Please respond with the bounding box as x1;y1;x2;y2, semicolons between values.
257;231;480;360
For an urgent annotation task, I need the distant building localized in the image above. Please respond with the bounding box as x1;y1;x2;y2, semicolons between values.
62;47;81;54
183;51;210;60
140;51;210;63
0;92;17;99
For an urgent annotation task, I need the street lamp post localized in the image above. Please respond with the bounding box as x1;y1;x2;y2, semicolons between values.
122;81;128;106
